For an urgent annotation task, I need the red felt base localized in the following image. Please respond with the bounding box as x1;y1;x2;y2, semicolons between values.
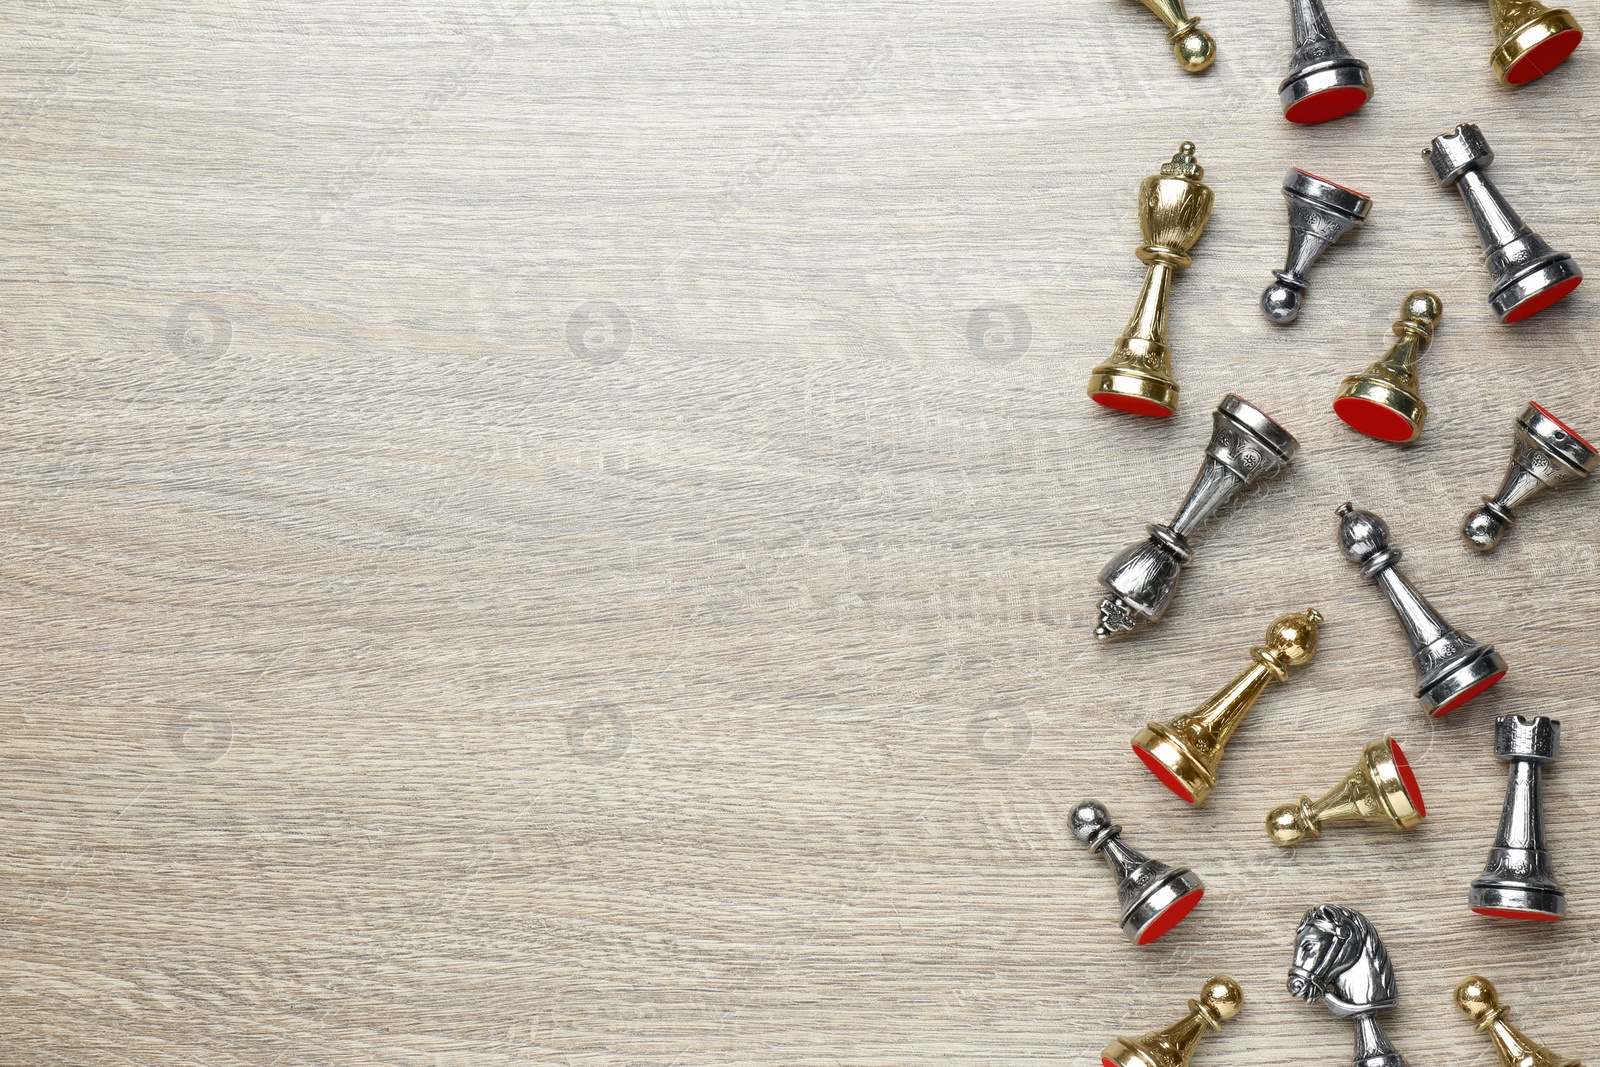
1137;887;1204;945
1504;276;1582;323
1473;906;1563;922
1334;396;1415;443
1133;742;1196;804
1506;29;1583;85
1388;739;1426;818
1093;392;1175;418
1285;86;1369;125
1433;670;1506;717
1531;401;1595;450
1105;1058;1121;1067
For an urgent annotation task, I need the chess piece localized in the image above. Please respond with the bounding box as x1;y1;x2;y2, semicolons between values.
1071;800;1205;944
1134;608;1323;804
1133;0;1218;72
1333;292;1440;444
1463;402;1596;551
1288;905;1407;1067
1469;715;1566;921
1103;976;1243;1067
1336;503;1507;715
1279;0;1373;124
1425;124;1582;323
1267;737;1426;846
1088;142;1214;417
1486;0;1583;85
1454;976;1582;1067
1096;395;1297;639
1262;170;1372;324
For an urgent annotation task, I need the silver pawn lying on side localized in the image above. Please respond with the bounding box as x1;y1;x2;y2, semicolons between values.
1469;715;1567;922
1337;503;1506;716
1262;169;1372;324
1096;394;1298;639
1288;905;1407;1067
1071;800;1205;945
1463;402;1596;552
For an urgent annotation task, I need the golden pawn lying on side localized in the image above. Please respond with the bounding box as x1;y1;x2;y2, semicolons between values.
1087;142;1214;418
1455;976;1582;1067
1487;0;1583;85
1133;609;1322;804
1333;291;1441;445
1267;737;1427;846
1133;0;1217;72
1102;976;1243;1067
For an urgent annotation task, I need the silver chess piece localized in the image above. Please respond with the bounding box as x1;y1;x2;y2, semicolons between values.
1288;905;1406;1067
1096;395;1297;639
1279;0;1373;124
1424;124;1583;323
1071;799;1206;945
1463;402;1596;552
1262;169;1372;324
1469;716;1566;922
1337;503;1507;716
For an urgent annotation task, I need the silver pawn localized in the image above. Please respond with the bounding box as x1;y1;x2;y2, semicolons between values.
1469;715;1566;922
1262;169;1372;324
1463;402;1596;552
1337;503;1507;716
1071;799;1205;945
1096;395;1297;638
1424;124;1583;323
1288;905;1406;1067
1279;0;1373;124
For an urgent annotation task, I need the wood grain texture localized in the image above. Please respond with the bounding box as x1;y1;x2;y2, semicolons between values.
2;2;1598;1064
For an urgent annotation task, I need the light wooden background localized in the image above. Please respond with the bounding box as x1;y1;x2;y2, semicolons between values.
2;2;1598;1064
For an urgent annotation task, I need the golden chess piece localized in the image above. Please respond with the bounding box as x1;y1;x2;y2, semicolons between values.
1133;609;1322;804
1488;0;1583;85
1333;291;1441;445
1102;976;1243;1067
1267;737;1427;846
1455;976;1582;1067
1087;142;1215;418
1134;0;1217;72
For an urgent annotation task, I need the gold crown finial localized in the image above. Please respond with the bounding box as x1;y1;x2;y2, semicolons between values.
1267;737;1427;846
1455;975;1581;1067
1162;142;1205;179
1133;610;1321;804
1102;976;1243;1067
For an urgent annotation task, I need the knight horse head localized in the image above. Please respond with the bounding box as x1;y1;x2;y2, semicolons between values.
1288;904;1397;1018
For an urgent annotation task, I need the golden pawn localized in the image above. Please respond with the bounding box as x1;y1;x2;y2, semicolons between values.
1267;737;1427;846
1102;976;1243;1067
1333;291;1441;445
1087;142;1215;418
1135;0;1217;72
1455;976;1582;1067
1133;609;1322;804
1488;0;1583;85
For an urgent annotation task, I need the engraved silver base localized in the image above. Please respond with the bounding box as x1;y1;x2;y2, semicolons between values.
1490;255;1582;322
1279;59;1373;120
1417;644;1507;716
1122;865;1204;943
1468;881;1565;920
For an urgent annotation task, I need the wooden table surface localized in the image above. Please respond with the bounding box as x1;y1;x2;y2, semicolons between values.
4;2;1598;1064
